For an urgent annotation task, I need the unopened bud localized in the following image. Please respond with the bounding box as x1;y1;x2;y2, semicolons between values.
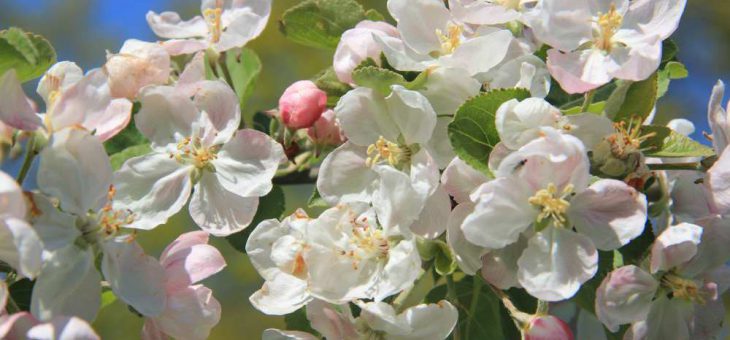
279;80;327;130
307;110;345;146
523;315;574;340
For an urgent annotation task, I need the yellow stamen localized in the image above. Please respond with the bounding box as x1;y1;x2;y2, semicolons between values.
366;136;410;168
528;183;573;227
595;4;623;52
170;136;219;169
203;0;224;43
662;274;707;305
436;23;463;55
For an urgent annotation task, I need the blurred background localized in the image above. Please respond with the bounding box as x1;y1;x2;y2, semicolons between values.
1;0;728;339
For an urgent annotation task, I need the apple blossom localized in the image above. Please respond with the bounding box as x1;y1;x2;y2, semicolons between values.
0;170;43;279
147;0;271;55
278;80;328;130
142;231;225;340
523;315;574;340
0;69;42;131
307;109;345;147
112;80;285;236
334;20;400;84
526;0;687;93
104;39;171;100
448;0;539;26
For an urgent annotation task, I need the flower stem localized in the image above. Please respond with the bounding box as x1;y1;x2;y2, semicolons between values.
16;135;37;185
581;89;596;113
446;275;462;340
465;275;482;339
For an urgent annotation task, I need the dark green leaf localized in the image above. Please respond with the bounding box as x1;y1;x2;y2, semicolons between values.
285;307;320;335
226;185;286;253
109;144;152;170
0;27;56;82
605;73;658;123
280;0;366;50
8;278;34;312
662;39;679;63
448;88;530;175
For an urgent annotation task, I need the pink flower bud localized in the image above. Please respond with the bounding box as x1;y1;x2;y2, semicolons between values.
308;110;345;146
524;315;574;340
278;80;327;130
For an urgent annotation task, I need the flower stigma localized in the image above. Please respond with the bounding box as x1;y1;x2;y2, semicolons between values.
203;0;224;43
436;23;464;55
594;4;623;52
366;136;414;169
528;183;574;228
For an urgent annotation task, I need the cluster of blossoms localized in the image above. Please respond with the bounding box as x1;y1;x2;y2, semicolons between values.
0;0;728;339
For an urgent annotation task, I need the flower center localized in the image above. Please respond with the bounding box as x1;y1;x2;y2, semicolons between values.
606;119;656;159
170;136;219;169
528;183;573;228
436;23;463;55
366;136;413;169
203;0;223;43
494;0;522;10
341;215;390;268
661;273;707;305
594;4;623;52
97;186;135;236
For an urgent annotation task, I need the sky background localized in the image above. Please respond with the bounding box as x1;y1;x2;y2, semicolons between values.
2;1;730;339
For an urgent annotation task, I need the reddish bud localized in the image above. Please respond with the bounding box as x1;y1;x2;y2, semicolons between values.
278;80;327;130
524;315;574;340
307;110;345;146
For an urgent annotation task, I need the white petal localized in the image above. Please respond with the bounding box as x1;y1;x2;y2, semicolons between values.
387;0;450;55
261;329;317;340
650;223;702;273
595;265;658;332
424;116;456;169
679;216;730;277
113;153;192;230
517;228;598;301
0;170;26;218
385;86;437;145
135;85;198;147
708;80;729;154
446;203;487;275
496;98;561;150
31;246;101;322
707;147;730;214
38;128;112;215
189;173;259;236
316;143;378;205
0;218;43;279
28;193;79;253
50;69;113;133
374;34;435;72
151;285;221;340
213;129;284;197
246;219;288;280
27;316;100;340
562;113;615;150
37;61;83;105
146;11;208;39
481;236;527;290
410;185;451;239
213;9;269;52
441;157;489;204
524;0;593;52
335;87;398;146
622;0;687;40
193;81;241;144
667;118;695;137
249;271;311;315
442;30;514;76
568;179;648;251
0;69;41;130
372;239;422;301
642;296;693;340
389;301;458;340
461;177;535;249
373;165;430;234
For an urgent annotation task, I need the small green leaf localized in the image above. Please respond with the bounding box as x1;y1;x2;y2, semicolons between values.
226;48;262;127
605;73;658;123
657;61;688;98
307;187;330;210
662;39;679;63
433;241;457;276
641;125;715;158
226;185;286;253
352;66;407;95
448;88;530;175
314;67;352;106
0;27;57;82
364;9;386;21
101;286;117;310
562;101;606;115
285;307;320;336
280;0;366;50
109;144;152;170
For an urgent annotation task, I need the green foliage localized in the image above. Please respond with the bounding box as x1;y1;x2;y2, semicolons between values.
109;144;152;170
417;238;458;276
226;185;286;253
314;67;352;106
641;125;715;158
280;0;367;50
605;73;658;123
0;27;56;82
562;101;606;115
8;278;34;312
448;89;531;175
351;66;429;96
101;286;117;310
426;276;517;340
285;307;320;335
225;48;263;127
657;61;689;98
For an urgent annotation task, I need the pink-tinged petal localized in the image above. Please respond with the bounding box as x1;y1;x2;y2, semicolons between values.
146;11;208;39
387;0;451;55
134;85;198;147
449;0;520;25
517;228;598;301
524;315;574;340
307;109;345;147
650;223;702;273
38;128;112;215
160;232;225;290
113;153;193;231
462;177;535;249
261;329;318;340
31;246;101;322
193;81;241;144
49;69;113;133
141;320;166;340
0;312;39;339
161;39;208;56
496;98;561;150
105;39;171;100
568;179;648;251
707;80;729;154
446;203;487;275
27;316;100;340
0;218;43;279
442;30;514;76
0;69;41;130
641;296;693;340
595;265;658;332
305;300;358;340
249;271;311;315
523;0;593;51
176;52;206;97
213;129;284;197
316;142;378;204
84;98;133;142
213;10;268;52
482;236;527;290
410;185;451;239
151;285;221;340
37;61;83;105
190;173;259;237
679;216;730;277
441;157;489;204
334;21;399;84
101;238;167;317
610;41;662;82
0;171;26;218
279;80;327;130
622;0;687;40
547;49;614;94
706;147;730;214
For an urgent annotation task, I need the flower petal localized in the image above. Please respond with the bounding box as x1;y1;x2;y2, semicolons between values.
481;235;527;290
650;223;702;273
0;217;43;279
0;69;41;130
212;129;284;197
249;271;311;315
387;0;450;55
595;265;658;332
27;316;100;340
316;143;378;204
189;172;259;236
446;203;487;275
151;285;221;340
335;87;398;146
146;11;208;39
410;185;451;239
384;86;437;145
0;171;26;218
159;231;226;291
134;85;198;147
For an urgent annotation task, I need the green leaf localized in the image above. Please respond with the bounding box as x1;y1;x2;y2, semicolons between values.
307;187;330;210
426;277;513;339
226;48;262;127
364;9;386;21
641;125;715;158
101;286;117;310
280;0;366;50
657;61;688;98
0;27;56;82
103;104;147;155
561;101;606;115
448;88;530;175
285;307;320;336
8;279;34;312
605;73;658;123
662;39;679;63
314;67;352;106
433;241;457;276
351;66;429;96
226;185;286;253
109;144;152;170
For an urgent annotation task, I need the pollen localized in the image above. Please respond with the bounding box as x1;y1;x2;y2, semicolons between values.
366;136;411;169
203;0;224;43
97;185;136;235
436;23;463;55
595;4;623;52
662;273;707;305
528;183;573;227
170;136;219;169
